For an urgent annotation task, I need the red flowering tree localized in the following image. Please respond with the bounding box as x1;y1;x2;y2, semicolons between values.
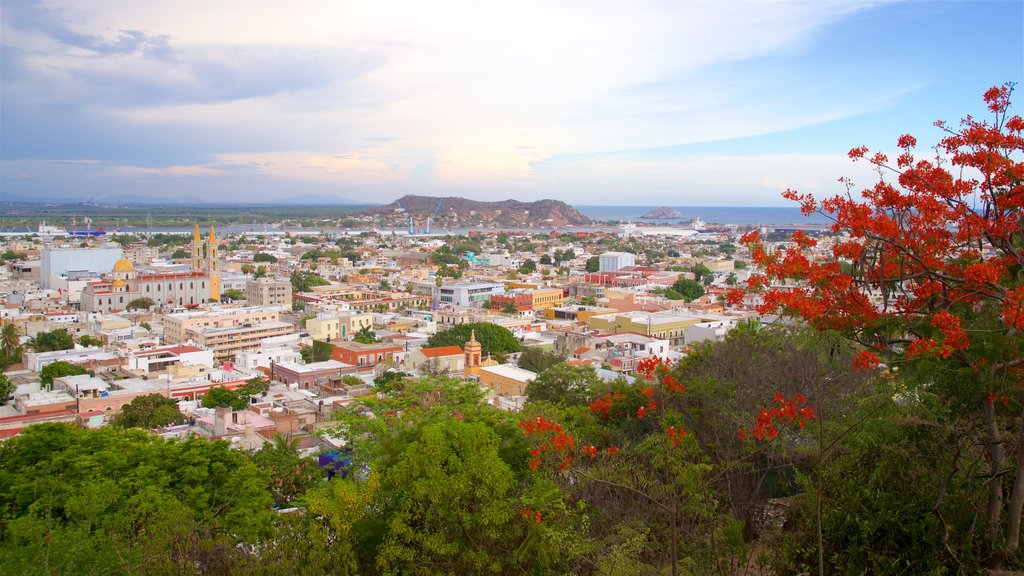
740;84;1024;567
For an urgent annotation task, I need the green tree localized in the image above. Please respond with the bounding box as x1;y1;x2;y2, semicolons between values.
253;252;278;263
0;424;274;575
525;363;601;406
39;361;87;388
0;373;14;405
222;288;244;301
1;323;21;357
425;322;521;358
585;256;600;272
251;435;321;508
539;254;553;265
300;340;334;363
113;393;185;429
126;297;154;310
353;325;379;344
671;278;705;302
579;295;598;306
28;329;73;352
502;301;517;314
691;263;714;285
517;347;565;374
77;335;103;348
201;385;249;411
518;258;537;274
374;370;410;393
170;248;189;259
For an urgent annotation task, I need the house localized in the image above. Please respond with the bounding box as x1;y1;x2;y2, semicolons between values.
407;345;465;375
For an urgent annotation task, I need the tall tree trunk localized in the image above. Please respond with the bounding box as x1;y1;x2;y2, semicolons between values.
983;399;1005;542
995;406;1024;567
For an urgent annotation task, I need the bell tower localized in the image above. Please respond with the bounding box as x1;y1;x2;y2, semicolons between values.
464;330;482;375
191;224;203;270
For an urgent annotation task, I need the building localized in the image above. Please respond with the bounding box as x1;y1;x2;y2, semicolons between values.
437;281;505;307
124;345;214;375
189;321;295;363
269;360;354;389
305;312;373;342
245;277;292;309
80;226;220;313
587;310;706;347
331;341;403;368
41;247;123;290
599;251;636;273
162;305;282;344
407;345;465;375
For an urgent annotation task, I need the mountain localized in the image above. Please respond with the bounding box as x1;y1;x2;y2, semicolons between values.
360;195;592;227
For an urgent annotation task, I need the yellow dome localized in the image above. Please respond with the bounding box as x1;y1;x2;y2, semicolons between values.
112;258;134;272
112;279;125;288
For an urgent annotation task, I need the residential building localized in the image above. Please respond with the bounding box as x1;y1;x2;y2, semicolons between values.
587;310;706;347
245;277;293;309
407;345;465;375
306;311;373;341
189;321;295;363
163;306;282;344
331;341;403;367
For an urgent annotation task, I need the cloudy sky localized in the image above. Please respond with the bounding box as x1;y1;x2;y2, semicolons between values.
1;1;1021;206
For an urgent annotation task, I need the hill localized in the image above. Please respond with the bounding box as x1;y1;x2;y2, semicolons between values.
360;195;592;227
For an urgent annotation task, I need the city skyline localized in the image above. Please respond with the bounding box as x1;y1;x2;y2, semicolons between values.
1;0;1021;206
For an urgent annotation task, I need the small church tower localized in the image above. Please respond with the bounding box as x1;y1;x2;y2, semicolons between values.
464;330;482;376
191;224;203;270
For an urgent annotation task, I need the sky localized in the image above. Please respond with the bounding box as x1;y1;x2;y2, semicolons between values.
1;0;1021;207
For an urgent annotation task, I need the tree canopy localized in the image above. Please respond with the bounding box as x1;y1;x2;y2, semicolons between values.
39;361;87;387
112;393;185;429
28;329;73;352
425;322;521;358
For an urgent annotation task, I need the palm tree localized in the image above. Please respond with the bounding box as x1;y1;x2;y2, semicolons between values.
1;323;20;357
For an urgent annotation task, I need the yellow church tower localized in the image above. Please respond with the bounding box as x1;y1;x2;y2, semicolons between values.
191;224;203;270
207;226;220;301
464;330;482;376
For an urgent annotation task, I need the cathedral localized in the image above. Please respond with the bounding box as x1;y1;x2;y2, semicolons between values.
81;225;221;313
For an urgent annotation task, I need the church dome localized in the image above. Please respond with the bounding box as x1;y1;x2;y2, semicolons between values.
112;258;134;272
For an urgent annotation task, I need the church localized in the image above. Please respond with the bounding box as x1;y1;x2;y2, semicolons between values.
81;225;221;313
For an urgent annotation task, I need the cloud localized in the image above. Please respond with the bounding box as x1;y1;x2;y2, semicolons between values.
5;0;1011;205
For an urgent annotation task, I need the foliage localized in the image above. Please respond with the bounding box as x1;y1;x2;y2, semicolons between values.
0;373;14;405
374;370;410;393
739;84;1024;568
222;288;244;301
201;385;250;411
112;393;185;429
517;347;565;374
425;322;521;358
585;256;600;272
518;258;537;274
291;271;330;292
0;424;274;575
171;248;189;259
39;360;87;387
28;328;73;352
253;252;278;263
250;435;320;508
301;340;335;363
671;278;705;302
77;334;103;348
126;296;155;309
352;325;378;344
525;363;601;406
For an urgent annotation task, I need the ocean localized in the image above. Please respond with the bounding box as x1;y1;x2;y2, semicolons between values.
576;205;832;226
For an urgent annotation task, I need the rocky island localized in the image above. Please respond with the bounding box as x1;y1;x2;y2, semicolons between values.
640;206;682;219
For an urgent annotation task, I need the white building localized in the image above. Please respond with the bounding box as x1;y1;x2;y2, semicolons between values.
599;251;636;273
41;246;123;290
437;281;505;307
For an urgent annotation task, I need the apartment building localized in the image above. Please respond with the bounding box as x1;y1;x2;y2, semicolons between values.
245;277;293;309
162;305;283;344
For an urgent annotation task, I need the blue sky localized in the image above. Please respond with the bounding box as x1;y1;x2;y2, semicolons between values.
1;0;1021;206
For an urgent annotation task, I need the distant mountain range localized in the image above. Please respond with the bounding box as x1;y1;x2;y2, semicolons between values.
360;195;592;227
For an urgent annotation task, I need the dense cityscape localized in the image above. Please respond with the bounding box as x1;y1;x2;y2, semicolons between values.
2;1;1023;575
